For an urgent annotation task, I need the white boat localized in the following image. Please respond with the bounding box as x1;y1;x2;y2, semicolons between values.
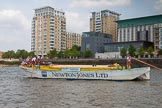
20;65;150;81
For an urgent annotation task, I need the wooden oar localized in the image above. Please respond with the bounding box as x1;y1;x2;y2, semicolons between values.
132;57;162;71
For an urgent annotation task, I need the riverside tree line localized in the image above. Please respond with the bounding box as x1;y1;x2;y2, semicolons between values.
2;45;93;59
2;45;162;59
120;44;162;58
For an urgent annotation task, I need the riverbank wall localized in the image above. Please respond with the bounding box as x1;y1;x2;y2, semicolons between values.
1;58;162;68
0;61;21;67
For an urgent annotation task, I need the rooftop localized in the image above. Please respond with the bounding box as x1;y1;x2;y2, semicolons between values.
34;6;53;10
91;9;121;16
117;14;162;28
82;32;112;38
34;6;64;13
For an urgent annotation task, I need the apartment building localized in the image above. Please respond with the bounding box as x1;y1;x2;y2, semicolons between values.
117;15;162;50
31;6;66;57
90;10;120;42
66;32;82;49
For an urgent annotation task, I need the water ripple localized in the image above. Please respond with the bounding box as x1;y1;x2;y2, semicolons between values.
0;67;162;108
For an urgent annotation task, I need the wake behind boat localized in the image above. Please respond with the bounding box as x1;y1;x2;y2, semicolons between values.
20;64;150;81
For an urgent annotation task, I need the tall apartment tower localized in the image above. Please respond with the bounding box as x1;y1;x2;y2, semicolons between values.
31;6;66;57
90;10;120;42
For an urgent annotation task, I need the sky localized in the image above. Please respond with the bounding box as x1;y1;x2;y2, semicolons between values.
0;0;161;52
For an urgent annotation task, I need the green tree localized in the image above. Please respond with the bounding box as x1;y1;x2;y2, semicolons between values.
128;44;136;56
2;50;16;59
79;51;85;58
71;50;78;58
137;46;145;56
120;48;127;58
58;51;64;58
147;47;154;55
84;50;93;58
47;49;57;59
158;49;162;56
15;49;28;59
70;45;81;58
71;45;80;51
28;51;35;57
64;49;70;58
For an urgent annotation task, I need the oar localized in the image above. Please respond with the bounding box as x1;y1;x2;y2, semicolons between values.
132;57;162;71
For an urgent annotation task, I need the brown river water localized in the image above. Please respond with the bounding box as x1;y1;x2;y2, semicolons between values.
0;67;162;108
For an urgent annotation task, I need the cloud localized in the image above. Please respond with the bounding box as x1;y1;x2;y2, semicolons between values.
155;0;162;13
0;10;31;52
69;0;131;8
0;10;30;30
66;11;89;33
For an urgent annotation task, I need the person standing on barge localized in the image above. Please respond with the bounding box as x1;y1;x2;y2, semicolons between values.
127;54;131;69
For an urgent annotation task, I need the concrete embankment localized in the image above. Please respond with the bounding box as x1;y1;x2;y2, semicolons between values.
0;61;21;67
0;64;9;67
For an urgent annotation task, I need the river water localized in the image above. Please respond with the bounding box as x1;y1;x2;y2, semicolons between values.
0;67;162;108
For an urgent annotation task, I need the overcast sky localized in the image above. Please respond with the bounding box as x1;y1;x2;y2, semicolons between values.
0;0;161;52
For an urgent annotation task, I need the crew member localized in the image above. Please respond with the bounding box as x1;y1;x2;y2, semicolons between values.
127;54;131;69
32;57;36;65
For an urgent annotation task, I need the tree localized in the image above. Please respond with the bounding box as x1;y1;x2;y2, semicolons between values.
69;45;81;58
128;44;136;56
58;51;64;58
158;49;162;56
47;49;57;59
2;50;16;59
84;50;93;58
137;46;145;56
71;45;80;51
15;49;28;59
120;48;127;58
147;47;154;55
79;51;85;58
71;49;79;58
64;49;71;58
28;51;35;57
